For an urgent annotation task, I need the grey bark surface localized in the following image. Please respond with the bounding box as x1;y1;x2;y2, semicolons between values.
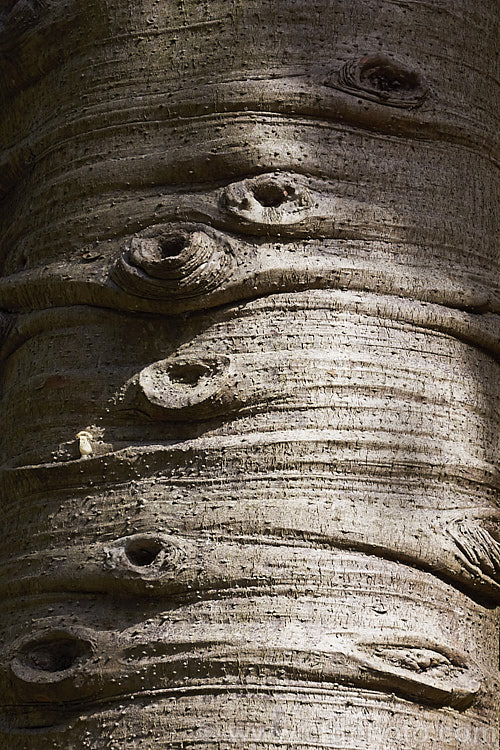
0;0;498;748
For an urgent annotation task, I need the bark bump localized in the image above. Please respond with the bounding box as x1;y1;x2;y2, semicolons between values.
112;223;234;300
326;53;428;108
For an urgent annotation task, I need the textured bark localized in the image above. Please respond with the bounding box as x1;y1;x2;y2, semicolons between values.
0;1;498;748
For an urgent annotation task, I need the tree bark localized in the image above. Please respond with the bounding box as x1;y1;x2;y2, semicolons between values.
0;1;498;748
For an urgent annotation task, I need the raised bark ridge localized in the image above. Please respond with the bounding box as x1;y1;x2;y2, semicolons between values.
0;1;498;748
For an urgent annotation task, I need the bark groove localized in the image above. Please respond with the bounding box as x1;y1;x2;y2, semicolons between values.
0;0;498;747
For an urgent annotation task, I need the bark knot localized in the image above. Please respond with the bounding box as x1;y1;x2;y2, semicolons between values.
326;54;428;108
111;223;234;300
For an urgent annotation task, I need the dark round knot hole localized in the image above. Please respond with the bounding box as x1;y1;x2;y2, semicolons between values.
19;637;90;673
252;181;295;207
168;362;209;386
157;234;189;258
125;537;163;566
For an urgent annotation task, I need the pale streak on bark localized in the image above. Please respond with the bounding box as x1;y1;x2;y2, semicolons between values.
0;0;498;748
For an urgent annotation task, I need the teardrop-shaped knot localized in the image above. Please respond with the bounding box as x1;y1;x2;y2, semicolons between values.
9;629;95;704
111;222;234;300
5;625;114;715
220;172;313;233
326;54;428;108
12;634;92;680
120;353;237;420
103;533;186;578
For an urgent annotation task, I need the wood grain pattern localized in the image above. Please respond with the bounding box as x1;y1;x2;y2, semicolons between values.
0;0;498;747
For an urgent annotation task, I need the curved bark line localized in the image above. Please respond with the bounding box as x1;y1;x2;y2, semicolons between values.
0;0;100;97
0;162;498;314
0;0;499;748
1;290;499;744
1;555;497;729
1;130;497;277
1;510;500;602
1;453;499;603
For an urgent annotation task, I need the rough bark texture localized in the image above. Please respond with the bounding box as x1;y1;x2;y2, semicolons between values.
0;1;498;748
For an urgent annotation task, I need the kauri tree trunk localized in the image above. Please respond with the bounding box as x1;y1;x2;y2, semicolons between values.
0;0;498;748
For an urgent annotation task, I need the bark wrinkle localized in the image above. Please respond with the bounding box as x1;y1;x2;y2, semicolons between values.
0;0;498;748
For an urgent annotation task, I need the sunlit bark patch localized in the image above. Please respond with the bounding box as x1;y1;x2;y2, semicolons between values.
0;553;495;736
0;0;498;747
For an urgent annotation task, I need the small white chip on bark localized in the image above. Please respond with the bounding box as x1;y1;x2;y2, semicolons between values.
76;430;93;458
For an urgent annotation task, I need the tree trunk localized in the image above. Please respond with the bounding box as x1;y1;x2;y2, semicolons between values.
0;1;498;748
